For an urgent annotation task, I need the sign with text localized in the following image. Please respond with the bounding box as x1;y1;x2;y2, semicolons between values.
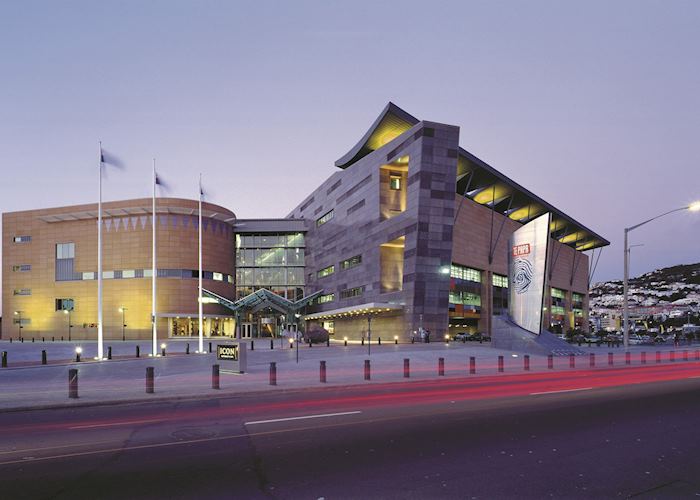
508;212;551;335
217;342;247;373
217;344;239;361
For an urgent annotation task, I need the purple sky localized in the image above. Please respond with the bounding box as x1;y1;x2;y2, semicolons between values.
1;0;698;283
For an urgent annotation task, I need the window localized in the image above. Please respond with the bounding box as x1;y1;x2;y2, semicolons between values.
492;274;508;288
317;265;335;278
340;255;362;270
13;289;31;296
82;272;96;280
389;174;401;190
572;293;583;303
13;236;31;243
449;291;482;306
213;272;223;281
316;209;334;227
318;293;335;304
56;243;75;259
573;308;584;317
340;286;364;299
551;305;566;315
12;265;31;272
450;264;481;283
322;320;335;334
551;288;566;299
102;271;115;279
55;298;74;311
122;269;136;279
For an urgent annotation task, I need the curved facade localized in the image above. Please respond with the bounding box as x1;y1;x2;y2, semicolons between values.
2;198;236;340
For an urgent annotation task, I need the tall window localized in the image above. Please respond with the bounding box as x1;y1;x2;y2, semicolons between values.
340;286;364;299
316;209;334;227
389;173;401;190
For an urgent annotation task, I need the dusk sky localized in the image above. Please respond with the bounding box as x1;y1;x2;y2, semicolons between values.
1;0;698;283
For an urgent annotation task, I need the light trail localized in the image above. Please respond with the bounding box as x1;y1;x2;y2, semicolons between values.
245;411;361;426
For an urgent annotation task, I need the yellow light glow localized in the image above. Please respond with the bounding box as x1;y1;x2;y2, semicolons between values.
160;343;166;349
689;201;700;212
473;184;511;205
288;338;294;343
75;347;82;354
559;232;583;244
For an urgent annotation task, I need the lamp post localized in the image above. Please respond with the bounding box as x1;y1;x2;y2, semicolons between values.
119;307;127;341
63;309;72;341
623;201;700;348
14;311;22;338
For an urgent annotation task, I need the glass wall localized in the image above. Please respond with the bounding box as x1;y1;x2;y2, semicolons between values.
235;232;306;300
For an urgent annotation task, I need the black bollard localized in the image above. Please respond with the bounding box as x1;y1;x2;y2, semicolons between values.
469;356;476;375
547;354;554;369
641;351;647;364
1;351;7;368
251;340;254;351
161;344;166;357
136;345;140;358
361;338;365;346
271;339;274;350
209;342;212;353
404;358;410;378
498;355;504;373
344;339;348;347
290;339;294;349
21;338;24;343
364;359;371;380
75;350;81;363
146;367;154;393
625;352;631;365
524;355;530;371
395;337;398;345
32;338;35;343
438;357;445;376
308;339;312;348
186;343;190;355
269;362;277;386
52;336;55;342
42;350;47;365
108;346;112;360
569;354;575;368
411;337;415;344
9;338;12;344
42;337;45;342
326;339;330;347
590;352;595;367
608;352;614;366
212;364;220;389
378;337;381;346
320;360;327;383
68;368;78;399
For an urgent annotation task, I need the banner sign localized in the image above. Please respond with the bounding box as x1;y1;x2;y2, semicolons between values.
508;212;551;335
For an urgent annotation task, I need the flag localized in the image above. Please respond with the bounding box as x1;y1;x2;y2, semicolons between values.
99;146;125;169
155;171;171;192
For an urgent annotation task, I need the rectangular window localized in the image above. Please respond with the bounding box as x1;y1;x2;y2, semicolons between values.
12;265;31;272
551;305;566;315
318;293;335;304
317;265;335;278
103;271;115;279
316;209;334;227
492;274;508;288
450;264;481;283
551;288;566;299
122;269;136;279
573;308;584;317
13;235;31;243
572;293;583;303
82;272;96;280
13;288;31;296
56;242;75;259
55;298;75;311
449;291;482;306
340;286;364;299
213;272;223;281
389;174;401;190
340;255;362;270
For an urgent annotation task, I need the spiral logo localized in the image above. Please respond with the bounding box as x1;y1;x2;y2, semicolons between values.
512;258;534;294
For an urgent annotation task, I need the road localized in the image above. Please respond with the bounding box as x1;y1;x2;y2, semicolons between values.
1;363;700;499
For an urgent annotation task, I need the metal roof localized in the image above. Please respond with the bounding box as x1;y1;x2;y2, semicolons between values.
37;204;236;225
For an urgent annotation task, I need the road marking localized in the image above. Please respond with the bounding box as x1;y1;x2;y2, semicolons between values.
530;387;593;396
245;411;361;426
687;376;700;379
69;418;163;430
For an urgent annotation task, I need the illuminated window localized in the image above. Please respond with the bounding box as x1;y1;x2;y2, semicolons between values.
492;274;508;288
322;321;335;334
213;272;223;281
12;265;31;272
318;293;335;304
13;288;31;296
317;265;335;278
551;305;566;315
389;174;401;190
13;235;31;243
450;264;481;283
551;288;566;299
340;286;364;299
316;209;334;227
55;298;74;311
573;308;584;317
572;293;583;303
56;243;75;259
340;255;362;270
449;291;481;306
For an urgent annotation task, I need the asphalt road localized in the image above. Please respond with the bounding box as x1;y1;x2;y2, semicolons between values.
1;363;700;499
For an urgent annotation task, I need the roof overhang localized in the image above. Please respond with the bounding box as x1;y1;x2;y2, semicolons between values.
37;204;236;225
304;302;404;321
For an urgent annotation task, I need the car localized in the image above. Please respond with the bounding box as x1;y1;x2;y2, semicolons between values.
452;332;470;341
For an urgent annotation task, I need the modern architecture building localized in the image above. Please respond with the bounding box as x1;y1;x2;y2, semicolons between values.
2;103;609;342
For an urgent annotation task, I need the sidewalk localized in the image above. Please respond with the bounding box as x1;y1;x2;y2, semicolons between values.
0;339;697;412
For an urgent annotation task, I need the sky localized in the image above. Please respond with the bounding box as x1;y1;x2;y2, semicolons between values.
1;0;699;283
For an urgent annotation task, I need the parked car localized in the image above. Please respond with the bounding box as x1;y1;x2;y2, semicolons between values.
452;332;470;342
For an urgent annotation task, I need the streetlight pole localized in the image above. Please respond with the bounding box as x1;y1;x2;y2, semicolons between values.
119;307;127;341
623;202;700;348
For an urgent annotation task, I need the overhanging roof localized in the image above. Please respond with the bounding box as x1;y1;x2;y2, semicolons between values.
202;287;323;314
334;103;609;251
304;302;404;321
37;204;236;225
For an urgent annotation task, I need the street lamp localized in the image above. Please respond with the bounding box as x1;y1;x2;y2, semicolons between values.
14;311;22;338
119;307;127;341
63;309;72;341
623;201;700;348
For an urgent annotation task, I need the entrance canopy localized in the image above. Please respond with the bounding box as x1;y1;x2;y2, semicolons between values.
303;302;403;321
202;288;323;318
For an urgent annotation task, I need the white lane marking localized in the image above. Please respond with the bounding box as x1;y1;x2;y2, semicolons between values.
245;411;361;426
69;418;163;430
687;376;700;379
530;387;593;396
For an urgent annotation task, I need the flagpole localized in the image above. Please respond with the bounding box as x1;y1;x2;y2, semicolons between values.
152;159;158;357
97;142;104;360
198;174;204;353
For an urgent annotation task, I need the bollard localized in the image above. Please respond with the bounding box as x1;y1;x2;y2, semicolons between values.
469;356;476;375
608;352;614;366
68;368;78;398
212;364;220;389
251;340;254;351
625;352;631;365
344;339;348;347
108;346;112;360
641;352;647;364
290;339;294;349
320;360;327;383
684;350;689;361
308;339;312;348
656;351;661;363
378;337;381;346
32;338;35;343
395;337;398;345
361;338;365;346
42;337;45;342
547;354;554;369
271;339;274;350
209;342;212;353
670;351;675;362
570;354;575;368
1;351;7;368
9;338;12;344
21;338;24;343
524;355;530;371
404;358;410;378
269;362;277;386
364;359;371;380
146;367;154;393
61;336;64;341
75;350;81;363
438;357;445;376
52;336;55;342
590;352;595;368
186;343;190;355
161;344;166;357
326;339;330;347
136;345;140;358
411;337;415;344
498;355;504;373
42;350;47;365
